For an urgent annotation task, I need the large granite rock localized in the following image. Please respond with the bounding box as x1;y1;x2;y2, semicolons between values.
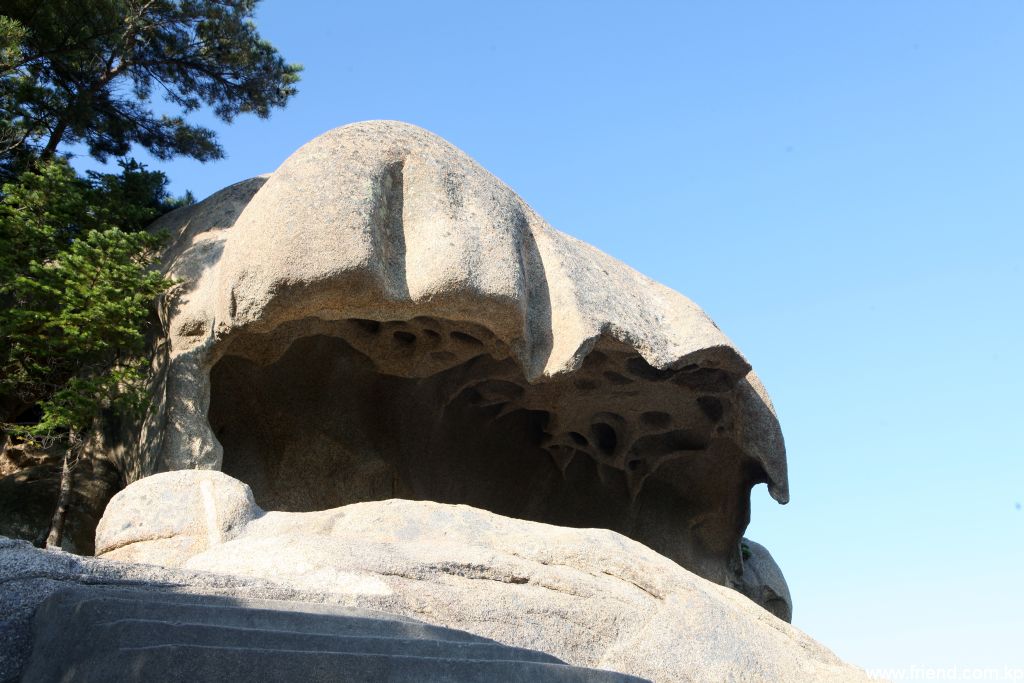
0;122;866;682
88;471;870;683
101;120;790;598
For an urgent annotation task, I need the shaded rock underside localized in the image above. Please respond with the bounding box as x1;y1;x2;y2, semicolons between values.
210;315;770;583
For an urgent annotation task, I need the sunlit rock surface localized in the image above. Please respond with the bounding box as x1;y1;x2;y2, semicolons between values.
90;471;868;683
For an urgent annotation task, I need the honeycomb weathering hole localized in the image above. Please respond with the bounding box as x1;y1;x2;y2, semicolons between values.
208;316;769;583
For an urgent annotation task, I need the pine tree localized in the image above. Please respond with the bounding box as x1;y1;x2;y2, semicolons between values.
0;159;174;546
1;0;301;171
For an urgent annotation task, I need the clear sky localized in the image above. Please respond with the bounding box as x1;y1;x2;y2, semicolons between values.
81;2;1024;679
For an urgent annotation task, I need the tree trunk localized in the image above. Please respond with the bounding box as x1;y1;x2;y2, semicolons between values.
45;432;79;549
40;119;68;160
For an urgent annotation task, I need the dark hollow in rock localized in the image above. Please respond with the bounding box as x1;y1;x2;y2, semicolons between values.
209;316;770;584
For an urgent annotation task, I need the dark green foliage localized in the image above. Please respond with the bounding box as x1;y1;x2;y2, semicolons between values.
0;16;29;160
0;0;296;547
0;159;174;440
0;0;301;169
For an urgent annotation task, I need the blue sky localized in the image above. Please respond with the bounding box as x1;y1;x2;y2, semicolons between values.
81;1;1024;677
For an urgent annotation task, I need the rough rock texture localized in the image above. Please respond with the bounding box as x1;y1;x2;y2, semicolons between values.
88;471;870;683
94;468;259;566
120;120;790;597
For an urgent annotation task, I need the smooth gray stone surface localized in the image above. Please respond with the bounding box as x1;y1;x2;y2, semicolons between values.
20;587;646;683
46;646;643;683
38;589;483;642
60;621;563;662
38;584;424;623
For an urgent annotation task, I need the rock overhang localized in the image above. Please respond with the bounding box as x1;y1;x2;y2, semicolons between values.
146;120;789;597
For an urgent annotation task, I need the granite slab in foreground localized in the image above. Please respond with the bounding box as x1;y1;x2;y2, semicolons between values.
19;585;638;682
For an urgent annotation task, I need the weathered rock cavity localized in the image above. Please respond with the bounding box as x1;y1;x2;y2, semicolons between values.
211;315;766;583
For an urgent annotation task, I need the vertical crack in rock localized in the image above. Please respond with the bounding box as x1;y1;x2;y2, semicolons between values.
511;205;554;379
375;160;409;300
